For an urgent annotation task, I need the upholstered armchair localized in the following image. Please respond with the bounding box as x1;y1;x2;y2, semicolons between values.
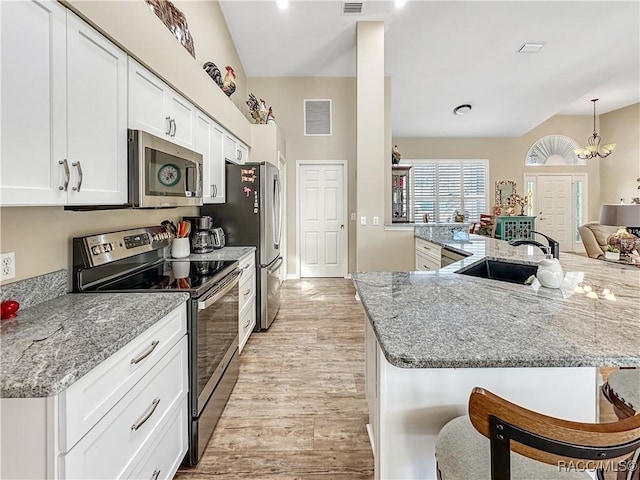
578;223;619;259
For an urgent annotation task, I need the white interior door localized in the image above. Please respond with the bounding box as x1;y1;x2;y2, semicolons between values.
298;162;346;277
532;175;574;251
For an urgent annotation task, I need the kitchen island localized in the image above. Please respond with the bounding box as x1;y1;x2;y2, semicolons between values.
352;234;640;480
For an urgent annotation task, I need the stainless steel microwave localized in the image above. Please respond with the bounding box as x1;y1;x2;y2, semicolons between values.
128;129;203;208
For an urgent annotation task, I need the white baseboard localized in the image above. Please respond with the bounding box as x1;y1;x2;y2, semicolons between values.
286;273;300;280
366;423;375;455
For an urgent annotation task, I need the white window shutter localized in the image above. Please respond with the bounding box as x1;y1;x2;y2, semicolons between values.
304;99;332;136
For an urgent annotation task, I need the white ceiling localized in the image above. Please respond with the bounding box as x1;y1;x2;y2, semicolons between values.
219;1;640;138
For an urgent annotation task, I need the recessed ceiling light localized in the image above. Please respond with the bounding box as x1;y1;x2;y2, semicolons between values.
453;104;472;116
276;0;288;10
516;42;545;54
394;0;407;8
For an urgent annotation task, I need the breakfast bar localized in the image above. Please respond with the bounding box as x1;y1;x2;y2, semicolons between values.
352;235;640;480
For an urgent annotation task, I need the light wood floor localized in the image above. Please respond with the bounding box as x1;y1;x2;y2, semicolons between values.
175;278;620;479
175;278;374;479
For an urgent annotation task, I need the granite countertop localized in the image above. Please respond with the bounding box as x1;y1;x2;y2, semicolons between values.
352;234;640;369
186;246;255;261
1;292;189;398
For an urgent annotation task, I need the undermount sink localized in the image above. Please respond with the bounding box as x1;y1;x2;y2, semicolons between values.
455;259;538;285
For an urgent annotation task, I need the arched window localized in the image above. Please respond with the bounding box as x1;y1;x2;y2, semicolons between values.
525;135;585;166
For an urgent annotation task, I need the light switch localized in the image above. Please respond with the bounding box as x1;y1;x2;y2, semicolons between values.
360;216;367;226
373;216;379;226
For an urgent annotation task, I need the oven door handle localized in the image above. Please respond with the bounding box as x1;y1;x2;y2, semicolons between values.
198;269;241;310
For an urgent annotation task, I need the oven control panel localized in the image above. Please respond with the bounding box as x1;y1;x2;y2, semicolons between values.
74;226;173;267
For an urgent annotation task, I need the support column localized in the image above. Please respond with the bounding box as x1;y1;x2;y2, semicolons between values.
356;21;386;271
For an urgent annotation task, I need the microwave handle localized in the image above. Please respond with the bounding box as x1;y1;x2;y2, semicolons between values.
184;163;202;197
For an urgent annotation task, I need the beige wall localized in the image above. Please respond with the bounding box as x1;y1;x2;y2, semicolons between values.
600;103;640;205
0;206;197;284
395;114;602;223
247;77;358;274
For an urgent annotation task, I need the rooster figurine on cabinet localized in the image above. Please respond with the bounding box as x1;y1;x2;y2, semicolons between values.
222;66;236;98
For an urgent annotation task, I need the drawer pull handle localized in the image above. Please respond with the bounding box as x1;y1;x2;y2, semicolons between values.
131;398;160;431
151;469;161;480
245;288;251;296
423;246;430;250
243;318;251;328
131;340;159;365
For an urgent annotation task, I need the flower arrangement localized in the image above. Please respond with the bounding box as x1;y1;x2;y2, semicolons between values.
506;193;528;216
605;244;620;261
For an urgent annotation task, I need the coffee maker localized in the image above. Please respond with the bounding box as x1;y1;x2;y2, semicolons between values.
183;216;215;253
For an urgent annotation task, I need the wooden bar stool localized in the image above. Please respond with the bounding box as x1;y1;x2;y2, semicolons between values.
435;387;640;480
602;369;640;480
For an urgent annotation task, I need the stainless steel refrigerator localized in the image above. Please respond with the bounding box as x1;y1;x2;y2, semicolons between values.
202;161;283;330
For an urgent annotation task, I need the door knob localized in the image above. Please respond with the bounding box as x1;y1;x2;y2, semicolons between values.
340;225;344;229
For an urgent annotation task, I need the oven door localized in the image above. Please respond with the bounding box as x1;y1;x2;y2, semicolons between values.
191;268;241;416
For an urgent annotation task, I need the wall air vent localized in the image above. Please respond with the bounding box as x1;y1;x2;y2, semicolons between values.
304;99;332;136
342;2;364;15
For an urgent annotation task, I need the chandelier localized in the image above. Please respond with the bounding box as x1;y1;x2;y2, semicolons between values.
573;98;616;159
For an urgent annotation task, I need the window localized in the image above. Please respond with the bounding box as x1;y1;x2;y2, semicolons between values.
408;160;488;223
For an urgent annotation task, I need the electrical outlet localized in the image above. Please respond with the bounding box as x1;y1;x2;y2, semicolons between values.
373;216;379;226
1;252;16;281
351;212;356;221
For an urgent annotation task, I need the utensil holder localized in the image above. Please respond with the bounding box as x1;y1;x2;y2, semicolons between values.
171;237;190;259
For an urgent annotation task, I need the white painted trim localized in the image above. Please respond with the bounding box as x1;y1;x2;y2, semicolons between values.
384;224;415;231
286;273;299;280
296;160;349;278
278;151;287;281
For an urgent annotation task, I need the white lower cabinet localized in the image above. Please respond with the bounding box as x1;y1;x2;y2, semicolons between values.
238;252;256;352
62;337;188;479
414;237;442;271
0;304;188;480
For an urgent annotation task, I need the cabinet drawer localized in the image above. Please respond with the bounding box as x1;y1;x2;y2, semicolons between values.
60;304;186;452
125;397;187;480
415;238;441;262
62;337;188;480
239;270;255;313
415;252;440;271
238;251;255;271
239;298;256;353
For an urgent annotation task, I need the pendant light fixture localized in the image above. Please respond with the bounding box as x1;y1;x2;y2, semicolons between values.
573;98;616;159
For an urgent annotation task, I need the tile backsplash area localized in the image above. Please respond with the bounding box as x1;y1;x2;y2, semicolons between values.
0;270;67;309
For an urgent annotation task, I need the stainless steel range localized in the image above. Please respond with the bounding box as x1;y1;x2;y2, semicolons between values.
72;226;240;466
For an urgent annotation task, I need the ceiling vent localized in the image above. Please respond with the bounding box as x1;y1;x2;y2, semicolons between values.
342;2;364;15
304;99;332;136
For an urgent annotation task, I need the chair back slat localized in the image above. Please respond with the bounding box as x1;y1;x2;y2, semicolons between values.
469;387;640;468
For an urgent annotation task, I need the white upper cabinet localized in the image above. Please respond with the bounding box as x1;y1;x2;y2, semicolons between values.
224;132;249;165
1;0;67;205
66;13;127;205
195;110;226;204
0;1;127;206
128;59;195;150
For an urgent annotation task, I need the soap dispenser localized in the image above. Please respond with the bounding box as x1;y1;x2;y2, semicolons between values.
537;253;564;289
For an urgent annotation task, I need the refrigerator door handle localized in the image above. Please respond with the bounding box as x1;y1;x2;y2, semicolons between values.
267;256;283;273
273;174;283;248
261;255;282;270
